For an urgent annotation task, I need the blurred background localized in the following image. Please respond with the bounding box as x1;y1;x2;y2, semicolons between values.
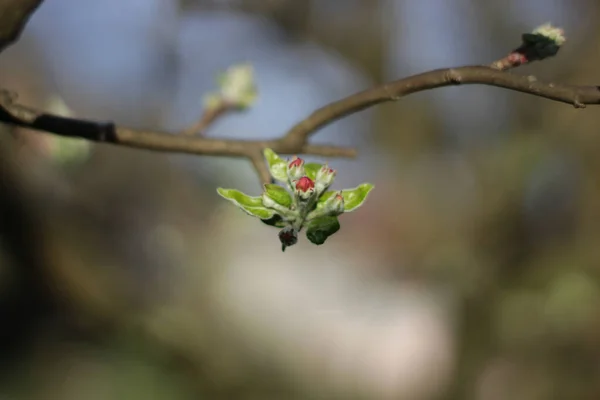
0;0;599;399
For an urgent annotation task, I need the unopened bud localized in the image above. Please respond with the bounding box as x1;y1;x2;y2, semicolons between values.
294;176;315;200
287;156;305;180
315;164;336;194
518;23;566;63
278;226;298;252
219;63;257;109
327;192;345;216
308;191;345;220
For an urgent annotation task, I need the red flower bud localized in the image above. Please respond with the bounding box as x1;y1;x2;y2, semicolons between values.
294;176;315;200
287;156;305;180
288;156;304;169
295;176;315;193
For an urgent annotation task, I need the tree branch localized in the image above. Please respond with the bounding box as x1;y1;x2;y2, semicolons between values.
0;0;44;53
281;66;600;147
0;89;356;161
2;66;598;183
181;101;234;136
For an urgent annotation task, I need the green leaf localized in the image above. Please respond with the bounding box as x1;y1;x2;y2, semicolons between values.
341;183;374;212
306;216;340;245
316;183;374;212
304;163;323;180
217;188;262;207
217;188;277;219
261;214;287;228
263;148;288;182
263;184;292;207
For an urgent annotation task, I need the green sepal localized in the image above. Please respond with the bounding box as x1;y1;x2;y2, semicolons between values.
261;214;287;228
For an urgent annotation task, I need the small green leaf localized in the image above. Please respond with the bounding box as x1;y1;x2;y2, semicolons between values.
316;183;374;212
306;216;340;245
244;207;277;219
217;188;277;219
263;184;292;207
217;188;262;207
261;214;287;228
263;148;288;182
304;163;322;180
340;183;374;212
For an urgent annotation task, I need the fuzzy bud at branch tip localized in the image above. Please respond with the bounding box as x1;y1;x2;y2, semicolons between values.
205;63;257;110
492;23;566;71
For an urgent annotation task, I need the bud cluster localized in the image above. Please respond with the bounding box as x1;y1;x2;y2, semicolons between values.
252;155;344;250
217;148;374;252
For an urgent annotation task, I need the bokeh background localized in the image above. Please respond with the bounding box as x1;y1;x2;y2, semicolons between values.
0;0;599;399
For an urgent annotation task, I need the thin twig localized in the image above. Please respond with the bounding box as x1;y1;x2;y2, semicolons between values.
250;150;272;186
182;102;233;136
280;65;599;147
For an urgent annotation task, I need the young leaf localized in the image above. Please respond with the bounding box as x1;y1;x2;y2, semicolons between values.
339;183;374;212
263;148;288;182
217;188;277;219
217;188;262;207
263;184;292;207
316;183;374;212
304;163;323;181
261;214;288;228
306;216;340;245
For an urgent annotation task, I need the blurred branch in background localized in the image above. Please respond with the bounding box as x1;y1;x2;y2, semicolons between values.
0;0;43;53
